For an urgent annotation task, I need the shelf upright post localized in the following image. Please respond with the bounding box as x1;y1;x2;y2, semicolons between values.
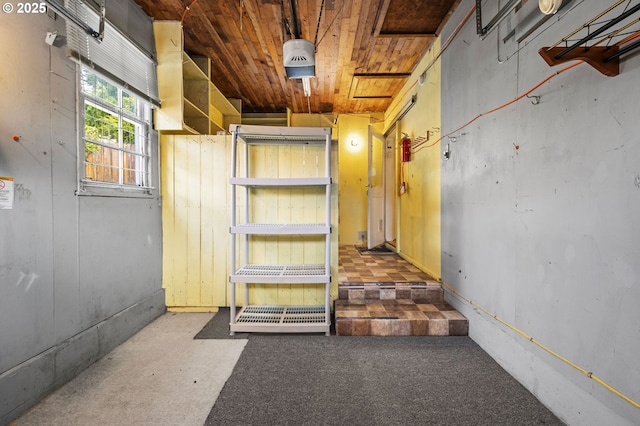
324;132;332;331
242;137;250;307
229;126;239;334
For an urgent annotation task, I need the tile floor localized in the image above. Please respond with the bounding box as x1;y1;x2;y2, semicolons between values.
338;244;438;285
335;245;468;336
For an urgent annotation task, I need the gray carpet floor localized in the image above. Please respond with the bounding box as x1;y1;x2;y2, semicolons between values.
194;307;250;339
204;332;564;425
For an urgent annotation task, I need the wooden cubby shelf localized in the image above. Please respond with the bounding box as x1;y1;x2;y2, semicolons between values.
153;21;241;134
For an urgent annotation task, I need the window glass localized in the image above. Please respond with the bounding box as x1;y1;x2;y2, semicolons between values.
80;67;153;193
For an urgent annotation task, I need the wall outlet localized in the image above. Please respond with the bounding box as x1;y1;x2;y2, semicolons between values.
357;231;367;240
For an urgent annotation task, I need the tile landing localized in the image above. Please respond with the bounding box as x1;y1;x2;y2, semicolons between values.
335;245;468;337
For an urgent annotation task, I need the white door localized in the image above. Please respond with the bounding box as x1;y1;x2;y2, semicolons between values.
367;126;385;249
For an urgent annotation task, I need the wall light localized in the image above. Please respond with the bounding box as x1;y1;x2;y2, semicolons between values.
345;132;363;153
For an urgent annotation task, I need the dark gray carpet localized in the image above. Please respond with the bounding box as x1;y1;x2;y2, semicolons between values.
206;335;563;425
194;308;249;339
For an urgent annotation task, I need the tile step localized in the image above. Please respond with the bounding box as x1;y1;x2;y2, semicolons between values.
338;282;444;303
334;299;468;337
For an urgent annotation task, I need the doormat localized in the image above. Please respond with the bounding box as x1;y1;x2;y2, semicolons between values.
356;245;396;255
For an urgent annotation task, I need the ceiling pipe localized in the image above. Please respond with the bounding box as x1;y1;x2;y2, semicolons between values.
477;0;522;40
289;0;302;39
511;0;577;44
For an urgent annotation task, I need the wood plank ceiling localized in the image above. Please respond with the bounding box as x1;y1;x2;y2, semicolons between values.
133;0;460;114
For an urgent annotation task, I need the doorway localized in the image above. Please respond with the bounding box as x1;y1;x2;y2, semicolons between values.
367;125;397;249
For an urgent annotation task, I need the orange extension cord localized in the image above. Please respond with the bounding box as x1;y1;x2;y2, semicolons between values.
413;23;640;154
412;60;584;154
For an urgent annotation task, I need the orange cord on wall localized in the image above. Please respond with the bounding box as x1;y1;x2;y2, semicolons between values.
412;60;585;154
413;25;640;155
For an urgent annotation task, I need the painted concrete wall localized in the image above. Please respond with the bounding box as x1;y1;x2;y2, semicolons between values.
440;1;640;424
0;11;164;424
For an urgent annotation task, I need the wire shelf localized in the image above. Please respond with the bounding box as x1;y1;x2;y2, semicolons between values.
235;305;327;325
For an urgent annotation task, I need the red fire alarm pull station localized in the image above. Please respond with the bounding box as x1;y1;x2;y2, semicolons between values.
401;134;411;162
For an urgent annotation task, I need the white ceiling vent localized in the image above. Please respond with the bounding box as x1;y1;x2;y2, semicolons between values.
283;39;315;78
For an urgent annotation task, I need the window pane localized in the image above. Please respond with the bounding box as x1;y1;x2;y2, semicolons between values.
123;152;148;186
85;146;121;184
81;69;119;108
122;92;137;115
123;119;137;146
84;103;120;147
80;67;152;190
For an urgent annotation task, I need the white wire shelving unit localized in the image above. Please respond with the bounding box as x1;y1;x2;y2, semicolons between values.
229;124;332;335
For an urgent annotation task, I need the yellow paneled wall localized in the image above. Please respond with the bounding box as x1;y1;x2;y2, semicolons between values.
241;142;338;305
161;134;232;311
289;113;334;127
337;115;370;244
161;132;339;311
384;40;442;279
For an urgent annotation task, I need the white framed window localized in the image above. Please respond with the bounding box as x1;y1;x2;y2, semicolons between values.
78;67;154;196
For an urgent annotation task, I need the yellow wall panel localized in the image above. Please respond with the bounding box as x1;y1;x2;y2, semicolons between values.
161;131;338;311
186;138;202;306
199;140;215;306
242;143;332;306
161;134;230;311
384;39;442;279
212;137;231;305
337;115;370;244
171;137;189;306
161;135;176;305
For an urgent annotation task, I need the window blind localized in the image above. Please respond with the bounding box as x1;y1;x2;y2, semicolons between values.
64;0;160;106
